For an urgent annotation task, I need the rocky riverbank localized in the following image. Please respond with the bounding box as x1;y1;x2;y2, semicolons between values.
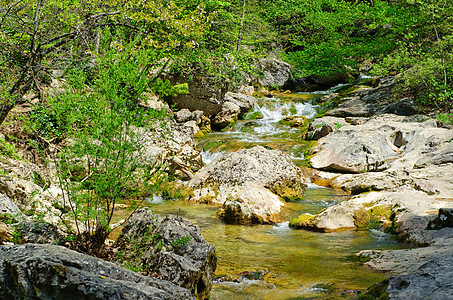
289;78;453;299
1;65;452;298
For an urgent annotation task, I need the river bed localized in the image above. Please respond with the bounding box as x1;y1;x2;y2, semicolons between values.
117;82;405;299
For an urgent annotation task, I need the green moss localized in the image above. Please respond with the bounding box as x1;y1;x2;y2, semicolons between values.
193;130;204;138
245;111;264;120
370;205;393;220
270;182;305;202
289;214;315;229
279;116;308;128
358;279;390;300
199;140;225;152
353;208;371;229
240;126;255;133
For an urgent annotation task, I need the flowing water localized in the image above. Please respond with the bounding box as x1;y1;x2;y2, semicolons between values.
118;83;405;299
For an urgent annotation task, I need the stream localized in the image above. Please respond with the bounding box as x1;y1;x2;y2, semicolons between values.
128;83;404;299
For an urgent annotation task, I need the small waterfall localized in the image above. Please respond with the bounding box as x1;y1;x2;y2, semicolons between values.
201;150;224;165
245;98;318;135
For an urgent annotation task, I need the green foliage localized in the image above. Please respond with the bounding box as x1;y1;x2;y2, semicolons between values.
265;0;416;78
0;138;21;161
25;34;178;253
171;235;192;248
372;0;453;111
0;213;21;225
437;113;453;125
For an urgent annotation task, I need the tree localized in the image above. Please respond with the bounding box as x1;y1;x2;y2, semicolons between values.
27;32;186;255
0;0;211;126
0;0;118;125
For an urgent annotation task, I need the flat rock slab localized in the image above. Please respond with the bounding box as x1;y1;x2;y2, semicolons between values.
310;115;453;173
358;235;453;299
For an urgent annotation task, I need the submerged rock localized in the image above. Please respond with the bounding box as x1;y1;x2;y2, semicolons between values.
114;208;216;299
0;243;194;300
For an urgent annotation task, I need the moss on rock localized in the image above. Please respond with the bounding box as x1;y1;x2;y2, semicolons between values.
289;214;316;229
279;116;308;128
354;207;371;229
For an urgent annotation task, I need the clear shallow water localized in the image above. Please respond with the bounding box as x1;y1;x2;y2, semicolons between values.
198;95;319;162
146;187;404;299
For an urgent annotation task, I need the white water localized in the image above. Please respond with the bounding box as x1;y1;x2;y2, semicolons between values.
201;150;225;164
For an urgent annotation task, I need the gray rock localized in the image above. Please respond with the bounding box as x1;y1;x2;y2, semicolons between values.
211;101;241;130
18;221;65;245
0;192;23;217
188;146;306;205
326;97;377;117
0;243;194;300
175;108;193;123
427;208;453;230
256;58;292;88
140;120;203;174
292;187;453;234
114;208;216;299
305;117;347;140
165;73;227;116
224;92;257;116
377;97;418;116
310;115;453;174
414;140;453;168
191;110;204;125
360;76;396;103
358;237;453;299
217;186;285;225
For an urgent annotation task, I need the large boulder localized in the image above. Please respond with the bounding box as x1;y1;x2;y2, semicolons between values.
113;208;216;299
326;97;377;117
211;101;241;130
255;58;292;88
0;243;194;300
188;146;306;204
223;92;257;116
140;119;203;178
309;115;453;173
165;73;227;116
217;186;285;225
187;146;306;224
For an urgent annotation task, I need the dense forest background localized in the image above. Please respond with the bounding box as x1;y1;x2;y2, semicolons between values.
1;0;453;121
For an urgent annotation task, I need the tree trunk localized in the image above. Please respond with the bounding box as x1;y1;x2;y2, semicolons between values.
236;0;247;51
